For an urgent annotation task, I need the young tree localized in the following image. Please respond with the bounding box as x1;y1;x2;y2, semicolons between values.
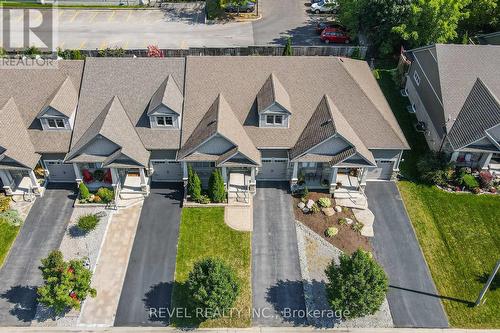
283;37;293;56
187;257;239;318
187;165;202;201
208;169;226;203
147;44;164;58
37;250;96;315
325;249;388;318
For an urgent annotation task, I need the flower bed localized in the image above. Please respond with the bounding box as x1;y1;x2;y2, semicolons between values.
293;191;371;254
76;183;114;206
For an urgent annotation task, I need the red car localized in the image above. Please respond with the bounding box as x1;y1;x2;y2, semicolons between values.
320;28;351;44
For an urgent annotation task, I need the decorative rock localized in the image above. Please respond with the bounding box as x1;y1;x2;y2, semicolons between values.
321;207;335;216
302;207;310;214
297;202;305;209
345;218;354;225
334;205;342;213
361;225;374;237
352;208;375;228
306;199;315;209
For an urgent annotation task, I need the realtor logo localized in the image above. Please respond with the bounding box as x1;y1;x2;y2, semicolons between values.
1;3;58;53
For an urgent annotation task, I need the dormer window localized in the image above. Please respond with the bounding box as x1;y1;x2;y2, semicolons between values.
37;76;78;131
47;118;66;129
266;115;283;126
156;115;174;127
256;73;292;128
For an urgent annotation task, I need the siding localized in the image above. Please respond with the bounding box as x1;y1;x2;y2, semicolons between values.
197;135;234;155
309;136;350;155
82;137;120;156
372;149;402;160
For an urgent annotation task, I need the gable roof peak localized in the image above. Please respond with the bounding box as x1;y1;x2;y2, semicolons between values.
38;76;78;118
257;72;292;113
147;75;183;116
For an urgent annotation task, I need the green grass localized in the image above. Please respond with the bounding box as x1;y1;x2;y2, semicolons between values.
171;207;252;328
0;218;20;267
398;182;500;328
376;68;500;328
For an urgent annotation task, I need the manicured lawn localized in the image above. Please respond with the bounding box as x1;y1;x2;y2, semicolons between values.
398;182;500;328
0;218;20;267
171;207;252;328
377;69;500;328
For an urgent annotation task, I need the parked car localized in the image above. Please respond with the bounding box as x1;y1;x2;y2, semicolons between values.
320;28;350;43
316;21;345;34
310;0;323;4
225;1;256;13
310;0;338;14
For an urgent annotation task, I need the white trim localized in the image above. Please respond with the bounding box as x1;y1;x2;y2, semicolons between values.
485;131;500;151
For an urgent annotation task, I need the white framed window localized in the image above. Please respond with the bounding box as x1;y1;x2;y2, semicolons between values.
47;118;66;129
301;162;316;168
156;116;174;127
413;71;421;86
265;114;286;126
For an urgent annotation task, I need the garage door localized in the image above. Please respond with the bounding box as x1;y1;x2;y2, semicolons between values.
151;160;182;181
257;158;288;180
366;160;394;180
45;160;76;182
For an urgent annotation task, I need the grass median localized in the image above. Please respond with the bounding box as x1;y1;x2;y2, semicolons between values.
0;218;20;267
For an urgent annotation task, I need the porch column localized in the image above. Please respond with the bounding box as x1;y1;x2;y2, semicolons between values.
110;168;120;185
73;163;82;185
28;169;42;195
221;166;228;187
479;152;493;170
0;170;14;195
329;167;338;194
249;167;256;194
139;168;149;195
290;162;298;190
359;167;368;187
182;162;188;201
450;151;460;163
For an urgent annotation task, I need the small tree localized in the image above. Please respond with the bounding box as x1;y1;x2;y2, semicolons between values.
79;182;90;200
37;250;96;315
187;257;239;318
283;37;293;56
147;44;164;57
208;169;226;203
325;249;388;318
187;165;202;201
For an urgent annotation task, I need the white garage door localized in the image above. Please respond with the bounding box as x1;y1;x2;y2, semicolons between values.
151;160;182;181
45;160;76;182
257;158;288;180
366;160;395;180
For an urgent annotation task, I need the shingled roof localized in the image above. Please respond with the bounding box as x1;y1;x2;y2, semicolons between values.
66;96;149;167
178;94;260;165
448;79;500;150
147;75;183;116
38;76;78;118
290;95;375;165
256;73;292;114
0;98;40;169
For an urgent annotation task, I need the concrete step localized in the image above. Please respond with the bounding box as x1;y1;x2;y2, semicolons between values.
335;196;368;210
333;189;363;199
119;192;145;200
352;208;374;227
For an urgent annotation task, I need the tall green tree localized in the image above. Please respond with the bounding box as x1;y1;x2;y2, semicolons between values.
460;0;499;35
283;37;293;56
325;249;388;318
187;165;202;201
208;169;226;203
392;0;471;48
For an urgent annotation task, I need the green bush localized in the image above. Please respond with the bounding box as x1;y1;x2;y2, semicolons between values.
96;187;114;203
0;209;23;226
77;214;100;232
338;217;348;225
197;194;211;204
79;182;90;200
325;227;338;238
0;195;11;212
461;174;479;190
206;0;225;20
208;169;226;203
0;47;6;58
325;249;388;318
352;221;364;233
23;46;41;56
186;257;239;318
37;250;96;314
318;197;332;208
97;47;125;57
311;202;321;213
57;48;85;60
188;166;202;201
350;47;361;59
283;37;293;56
417;152;454;186
301;186;309;199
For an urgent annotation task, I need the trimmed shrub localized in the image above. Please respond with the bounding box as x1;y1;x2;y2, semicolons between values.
479;171;493;189
325;227;338;238
197;195;211;204
318;197;332;208
188;166;202;201
79;182;90;200
96;187;114;203
0;209;23;226
37;250;96;314
77;214;100;233
311;202;321;213
208;169;226;203
417;152;454;186
186;257;239;318
0;195;11;212
461;174;480;190
325;249;388;318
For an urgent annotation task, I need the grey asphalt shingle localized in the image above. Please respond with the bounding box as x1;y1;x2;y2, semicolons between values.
257;73;292;114
38;76;79;118
147;75;183;116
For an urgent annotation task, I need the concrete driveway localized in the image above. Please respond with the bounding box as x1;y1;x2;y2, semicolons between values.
252;182;306;327
114;183;182;326
0;183;75;326
366;181;448;328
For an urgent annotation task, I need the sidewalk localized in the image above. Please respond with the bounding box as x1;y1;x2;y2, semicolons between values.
78;202;143;327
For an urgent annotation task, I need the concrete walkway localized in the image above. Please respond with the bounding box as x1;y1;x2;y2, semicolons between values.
224;198;253;232
78;202;143;327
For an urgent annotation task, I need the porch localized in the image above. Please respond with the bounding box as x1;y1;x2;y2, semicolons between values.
451;151;499;171
0;168;45;197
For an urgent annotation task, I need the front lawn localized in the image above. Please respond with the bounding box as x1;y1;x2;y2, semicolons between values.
171;207;252;328
398;181;500;328
376;69;500;328
0;218;20;267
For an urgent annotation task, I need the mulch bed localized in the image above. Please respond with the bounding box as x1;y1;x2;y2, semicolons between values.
293;191;372;254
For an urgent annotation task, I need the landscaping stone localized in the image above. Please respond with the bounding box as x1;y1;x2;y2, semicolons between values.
306;199;315;209
352;208;375;228
302;207;310;214
322;207;335;216
297;202;305;209
345;217;354;225
334;205;342;212
361;225;374;237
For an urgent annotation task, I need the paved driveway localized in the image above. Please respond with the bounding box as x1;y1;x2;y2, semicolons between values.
252;182;306;327
0;183;75;326
114;183;182;326
366;181;448;328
